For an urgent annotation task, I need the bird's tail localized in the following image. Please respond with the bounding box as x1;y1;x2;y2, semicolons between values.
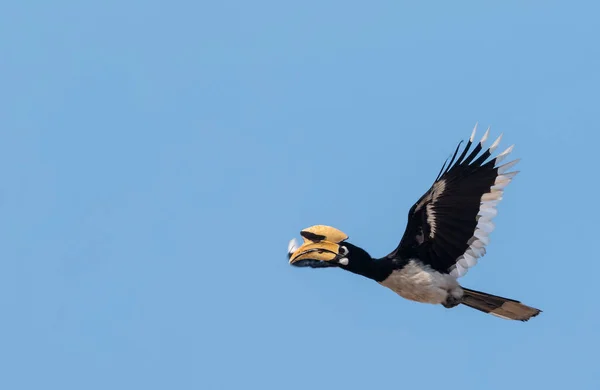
461;287;541;321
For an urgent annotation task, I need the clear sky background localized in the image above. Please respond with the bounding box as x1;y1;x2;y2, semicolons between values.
1;1;598;389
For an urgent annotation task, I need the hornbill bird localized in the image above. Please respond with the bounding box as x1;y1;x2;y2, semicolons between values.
288;125;541;321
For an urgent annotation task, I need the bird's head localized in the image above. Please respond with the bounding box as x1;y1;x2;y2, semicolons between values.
287;225;370;269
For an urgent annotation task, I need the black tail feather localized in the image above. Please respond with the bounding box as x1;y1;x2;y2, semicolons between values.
461;287;541;321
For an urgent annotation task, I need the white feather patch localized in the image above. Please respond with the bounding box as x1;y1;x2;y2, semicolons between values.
450;262;468;278
426;179;447;238
479;207;498;219
480;127;490;144
500;171;519;179
497;159;520;174
477;220;495;233
470;123;478;142
494;145;514;164
491;181;510;191
459;253;478;268
380;260;460;304
469;245;486;257
481;192;503;201
470;239;486;249
495;175;512;185
489;133;503;153
482;199;501;208
473;229;490;245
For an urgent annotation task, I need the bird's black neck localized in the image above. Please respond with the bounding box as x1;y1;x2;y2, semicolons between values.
339;243;397;282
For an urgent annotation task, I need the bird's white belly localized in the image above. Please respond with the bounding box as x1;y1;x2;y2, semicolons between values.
379;260;460;304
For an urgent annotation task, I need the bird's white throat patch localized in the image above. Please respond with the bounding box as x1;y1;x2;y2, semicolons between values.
379;260;461;304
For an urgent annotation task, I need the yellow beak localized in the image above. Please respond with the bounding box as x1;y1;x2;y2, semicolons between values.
288;240;342;264
287;225;348;265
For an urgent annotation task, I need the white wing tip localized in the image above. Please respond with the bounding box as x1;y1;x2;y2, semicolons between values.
480;127;490;144
497;159;521;174
499;144;515;157
489;133;503;153
470;123;478;142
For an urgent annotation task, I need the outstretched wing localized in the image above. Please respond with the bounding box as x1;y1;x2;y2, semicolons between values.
387;125;519;278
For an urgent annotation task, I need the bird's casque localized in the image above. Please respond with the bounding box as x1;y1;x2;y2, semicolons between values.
287;125;541;321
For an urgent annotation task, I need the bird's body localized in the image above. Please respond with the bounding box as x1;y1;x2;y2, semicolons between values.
288;125;541;321
379;260;462;305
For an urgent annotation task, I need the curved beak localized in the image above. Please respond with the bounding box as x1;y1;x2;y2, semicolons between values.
288;239;342;267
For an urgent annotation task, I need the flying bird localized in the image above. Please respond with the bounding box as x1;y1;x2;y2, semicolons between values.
288;125;541;321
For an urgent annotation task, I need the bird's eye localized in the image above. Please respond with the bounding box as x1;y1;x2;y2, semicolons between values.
340;246;349;256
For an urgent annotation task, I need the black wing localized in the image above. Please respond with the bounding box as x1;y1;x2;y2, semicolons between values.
387;125;519;277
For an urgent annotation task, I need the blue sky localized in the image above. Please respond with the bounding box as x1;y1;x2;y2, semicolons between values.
1;1;599;389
